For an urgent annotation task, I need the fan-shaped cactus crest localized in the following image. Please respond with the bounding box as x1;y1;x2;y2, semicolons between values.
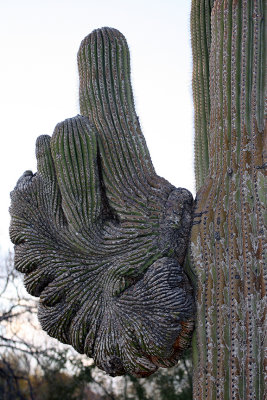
9;28;195;377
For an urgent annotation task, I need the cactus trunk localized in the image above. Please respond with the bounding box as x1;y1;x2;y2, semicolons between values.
190;0;266;399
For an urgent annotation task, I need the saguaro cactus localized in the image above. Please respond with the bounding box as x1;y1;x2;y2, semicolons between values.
9;28;195;377
9;1;266;396
190;0;266;399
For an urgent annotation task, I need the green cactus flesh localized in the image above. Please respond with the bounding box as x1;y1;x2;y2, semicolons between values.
9;28;195;377
190;1;266;399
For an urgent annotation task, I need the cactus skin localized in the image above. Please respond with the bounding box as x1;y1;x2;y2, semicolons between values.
191;0;215;191
9;28;195;378
190;1;266;399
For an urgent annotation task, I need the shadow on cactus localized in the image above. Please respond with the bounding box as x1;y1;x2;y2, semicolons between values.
9;28;195;377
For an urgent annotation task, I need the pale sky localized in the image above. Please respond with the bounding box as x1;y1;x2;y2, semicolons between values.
1;0;194;255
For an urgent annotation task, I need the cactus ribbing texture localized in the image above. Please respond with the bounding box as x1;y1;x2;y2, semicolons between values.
8;2;266;393
190;1;266;399
9;28;195;377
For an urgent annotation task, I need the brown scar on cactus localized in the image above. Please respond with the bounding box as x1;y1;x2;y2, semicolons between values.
9;27;196;377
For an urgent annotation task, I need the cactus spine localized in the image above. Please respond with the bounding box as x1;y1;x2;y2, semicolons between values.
190;1;266;399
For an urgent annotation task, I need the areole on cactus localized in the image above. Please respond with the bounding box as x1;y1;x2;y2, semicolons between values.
9;0;266;398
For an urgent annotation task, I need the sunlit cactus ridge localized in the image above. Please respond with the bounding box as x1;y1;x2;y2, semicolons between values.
9;27;195;377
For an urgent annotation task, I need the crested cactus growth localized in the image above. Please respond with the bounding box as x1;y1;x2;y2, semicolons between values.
190;1;266;399
9;2;265;394
9;28;195;377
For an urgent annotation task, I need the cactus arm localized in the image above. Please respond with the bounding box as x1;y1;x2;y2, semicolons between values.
9;28;196;378
78;28;155;188
190;1;266;399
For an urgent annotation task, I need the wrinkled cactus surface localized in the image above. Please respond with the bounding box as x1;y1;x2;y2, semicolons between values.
9;28;195;377
190;1;266;399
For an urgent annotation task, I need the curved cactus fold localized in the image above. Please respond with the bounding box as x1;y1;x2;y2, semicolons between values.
9;28;195;377
190;1;266;399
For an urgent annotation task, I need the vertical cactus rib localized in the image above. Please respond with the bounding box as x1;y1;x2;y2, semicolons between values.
248;0;266;397
190;0;266;399
240;2;254;399
191;0;213;191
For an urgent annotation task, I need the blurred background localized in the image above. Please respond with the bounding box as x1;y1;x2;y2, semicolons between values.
0;1;194;398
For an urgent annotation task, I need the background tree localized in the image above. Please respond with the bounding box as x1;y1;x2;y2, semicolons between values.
0;254;111;400
0;254;193;399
